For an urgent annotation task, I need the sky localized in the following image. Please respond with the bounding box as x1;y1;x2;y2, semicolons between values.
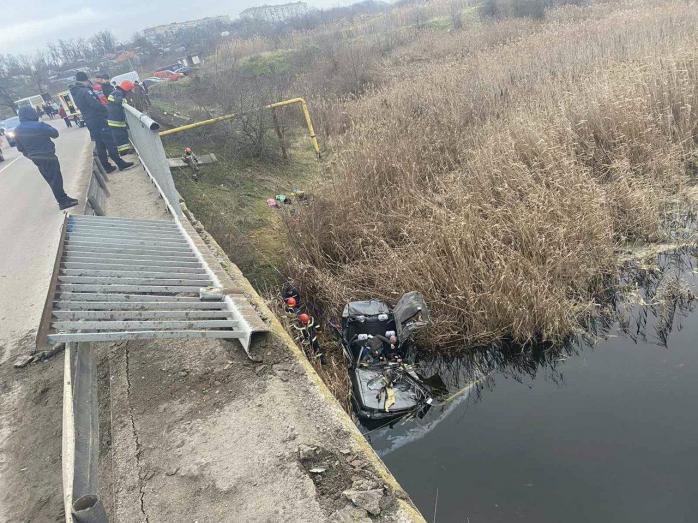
0;0;357;56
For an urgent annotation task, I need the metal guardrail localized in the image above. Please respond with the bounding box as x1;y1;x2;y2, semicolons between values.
123;104;182;215
44;214;256;347
63;342;107;522
48;104;268;523
85;157;110;216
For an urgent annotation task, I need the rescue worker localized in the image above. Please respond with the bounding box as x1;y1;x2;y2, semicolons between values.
293;313;324;363
284;296;300;317
135;81;151;109
129;81;148;111
95;72;114;98
107;80;134;155
71;72;133;173
14;106;78;210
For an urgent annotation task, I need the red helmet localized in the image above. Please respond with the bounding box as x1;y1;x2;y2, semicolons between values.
285;297;297;308
120;80;135;92
298;313;310;325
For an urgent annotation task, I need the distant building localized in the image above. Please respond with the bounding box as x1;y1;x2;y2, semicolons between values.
143;16;231;43
239;2;313;23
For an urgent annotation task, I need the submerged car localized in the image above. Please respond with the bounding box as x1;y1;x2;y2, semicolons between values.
340;292;433;421
2;116;20;147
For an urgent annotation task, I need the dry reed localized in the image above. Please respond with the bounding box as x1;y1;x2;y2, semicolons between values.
285;0;698;351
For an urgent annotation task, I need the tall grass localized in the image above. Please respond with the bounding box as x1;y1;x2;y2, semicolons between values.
285;0;698;351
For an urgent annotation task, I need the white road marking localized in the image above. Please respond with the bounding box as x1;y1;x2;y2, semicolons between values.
0;155;22;175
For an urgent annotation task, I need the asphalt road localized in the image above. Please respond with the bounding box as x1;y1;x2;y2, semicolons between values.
0;121;90;357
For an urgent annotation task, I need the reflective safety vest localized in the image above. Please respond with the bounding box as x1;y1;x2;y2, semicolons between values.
106;88;128;128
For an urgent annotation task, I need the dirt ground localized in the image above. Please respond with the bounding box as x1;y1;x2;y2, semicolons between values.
100;334;408;522
0;331;66;522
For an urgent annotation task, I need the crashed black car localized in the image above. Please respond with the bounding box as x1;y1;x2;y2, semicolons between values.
340;292;433;421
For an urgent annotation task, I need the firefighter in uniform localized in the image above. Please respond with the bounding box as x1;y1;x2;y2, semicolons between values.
292;313;324;363
107;80;135;155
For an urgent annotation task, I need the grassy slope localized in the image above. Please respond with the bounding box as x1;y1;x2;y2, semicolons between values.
166;137;322;289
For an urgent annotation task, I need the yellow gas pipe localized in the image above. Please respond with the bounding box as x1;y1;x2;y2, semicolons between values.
158;97;321;158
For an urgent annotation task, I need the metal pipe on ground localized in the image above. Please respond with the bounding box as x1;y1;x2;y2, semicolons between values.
62;342;106;523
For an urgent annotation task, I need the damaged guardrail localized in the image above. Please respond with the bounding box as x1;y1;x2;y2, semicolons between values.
124;104;182;215
62;342;107;523
85;155;110;216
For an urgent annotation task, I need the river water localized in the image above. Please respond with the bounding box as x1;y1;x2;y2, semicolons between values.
364;250;698;522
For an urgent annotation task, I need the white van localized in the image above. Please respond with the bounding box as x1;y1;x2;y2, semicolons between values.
110;71;140;86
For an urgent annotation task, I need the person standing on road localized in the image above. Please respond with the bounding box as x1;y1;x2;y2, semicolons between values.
13;106;78;210
58;106;72;127
70;72;133;173
107;80;135;155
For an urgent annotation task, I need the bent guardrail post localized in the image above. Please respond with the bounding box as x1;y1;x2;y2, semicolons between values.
63;342;107;523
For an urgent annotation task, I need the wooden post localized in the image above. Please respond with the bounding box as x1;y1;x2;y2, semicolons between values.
271;108;289;161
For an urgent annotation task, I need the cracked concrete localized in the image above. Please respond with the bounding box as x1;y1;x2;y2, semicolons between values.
124;348;150;522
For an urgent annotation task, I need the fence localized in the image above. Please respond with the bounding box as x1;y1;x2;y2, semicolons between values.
124;104;182;215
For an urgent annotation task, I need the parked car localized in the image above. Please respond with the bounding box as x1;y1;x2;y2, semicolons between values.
152;70;184;81
2;116;21;147
155;64;181;73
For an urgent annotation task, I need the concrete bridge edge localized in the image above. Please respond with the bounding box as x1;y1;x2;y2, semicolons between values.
178;201;427;522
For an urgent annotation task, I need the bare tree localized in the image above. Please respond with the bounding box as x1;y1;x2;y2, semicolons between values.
90;30;117;57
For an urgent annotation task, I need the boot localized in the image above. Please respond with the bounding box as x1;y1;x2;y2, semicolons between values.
59;197;79;210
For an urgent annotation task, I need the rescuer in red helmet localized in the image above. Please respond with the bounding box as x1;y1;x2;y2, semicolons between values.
292;312;323;363
181;146;200;179
106;80;135;155
284;296;300;316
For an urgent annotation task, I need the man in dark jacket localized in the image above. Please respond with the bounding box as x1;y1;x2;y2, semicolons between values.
14;106;78;210
107;80;134;154
70;72;133;173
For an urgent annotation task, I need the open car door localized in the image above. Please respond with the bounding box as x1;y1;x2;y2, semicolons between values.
393;291;431;344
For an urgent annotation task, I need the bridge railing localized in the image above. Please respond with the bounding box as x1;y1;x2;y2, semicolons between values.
84;156;110;216
62;342;108;522
124;104;182;215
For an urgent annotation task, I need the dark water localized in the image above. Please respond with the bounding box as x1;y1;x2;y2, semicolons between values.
365;251;698;523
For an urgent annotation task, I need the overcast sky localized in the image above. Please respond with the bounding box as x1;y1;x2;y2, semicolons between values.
0;0;357;56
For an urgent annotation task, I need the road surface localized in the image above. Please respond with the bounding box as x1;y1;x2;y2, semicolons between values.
0;121;90;521
0;122;90;355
